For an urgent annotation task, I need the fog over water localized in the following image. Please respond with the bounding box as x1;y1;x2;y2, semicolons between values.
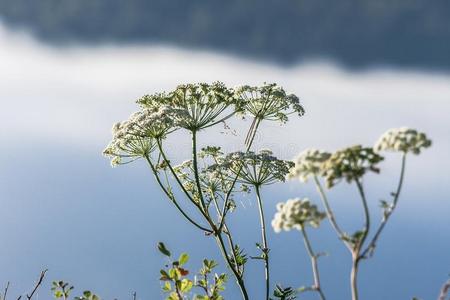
0;23;449;299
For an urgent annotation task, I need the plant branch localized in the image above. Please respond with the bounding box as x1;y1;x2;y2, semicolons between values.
350;179;370;300
355;179;370;251
191;130;208;212
26;269;47;300
438;279;450;300
360;153;406;259
255;184;270;300
156;139;216;231
144;155;212;233
210;192;239;270
217;118;261;232
215;234;249;300
313;175;352;250
301;228;326;300
2;282;9;300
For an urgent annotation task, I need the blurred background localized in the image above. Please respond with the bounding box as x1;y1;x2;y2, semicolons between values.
0;1;449;299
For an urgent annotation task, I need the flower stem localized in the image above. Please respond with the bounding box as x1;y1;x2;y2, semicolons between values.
350;179;370;300
301;228;326;300
360;153;407;258
215;233;249;300
144;155;211;233
191;130;208;213
350;253;360;300
156;139;216;231
255;185;270;300
218;118;261;231
313;176;351;250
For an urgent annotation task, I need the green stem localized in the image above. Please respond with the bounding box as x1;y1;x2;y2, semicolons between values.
301;228;326;300
144;156;211;233
218;118;261;231
313;176;351;250
156;140;216;231
350;179;370;300
255;185;270;300
156;139;248;298
191;130;208;212
210;191;240;271
350;252;360;300
360;153;406;258
215;234;249;300
355;179;370;251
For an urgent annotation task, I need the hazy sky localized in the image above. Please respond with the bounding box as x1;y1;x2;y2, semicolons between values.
0;23;449;300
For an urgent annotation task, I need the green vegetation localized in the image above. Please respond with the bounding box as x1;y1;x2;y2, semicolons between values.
0;82;444;299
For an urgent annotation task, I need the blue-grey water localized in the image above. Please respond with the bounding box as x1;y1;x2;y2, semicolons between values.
0;24;449;299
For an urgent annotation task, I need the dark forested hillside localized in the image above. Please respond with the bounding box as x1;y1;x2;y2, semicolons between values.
1;0;449;69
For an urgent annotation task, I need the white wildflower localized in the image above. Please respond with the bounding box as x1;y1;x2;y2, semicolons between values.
138;82;238;131
210;150;294;186
103;105;177;166
322;145;384;188
235;83;304;123
288;149;331;182
272;198;325;233
374;127;432;154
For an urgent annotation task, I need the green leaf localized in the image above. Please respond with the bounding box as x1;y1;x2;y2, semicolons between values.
158;242;171;257
160;269;170;281
162;281;172;292
178;253;189;266
180;279;193;293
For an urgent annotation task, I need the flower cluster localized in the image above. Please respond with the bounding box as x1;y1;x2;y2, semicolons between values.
102;106;177;166
374;127;432;154
236;83;304;123
288;149;331;182
210;150;294;186
272;198;326;233
138;82;237;131
322;145;384;188
174;147;249;206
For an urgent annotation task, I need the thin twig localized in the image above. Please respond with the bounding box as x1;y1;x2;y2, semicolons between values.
2;282;10;300
26;269;47;300
438;279;450;300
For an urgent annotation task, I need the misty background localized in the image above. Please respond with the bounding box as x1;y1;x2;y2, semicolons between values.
0;2;449;300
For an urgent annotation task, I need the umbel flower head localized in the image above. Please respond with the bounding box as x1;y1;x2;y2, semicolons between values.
272;198;326;233
322;145;384;188
236;83;304;123
102;106;176;166
210;150;294;186
374;127;432;154
288;149;331;182
173;147;249;206
138;82;238;131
